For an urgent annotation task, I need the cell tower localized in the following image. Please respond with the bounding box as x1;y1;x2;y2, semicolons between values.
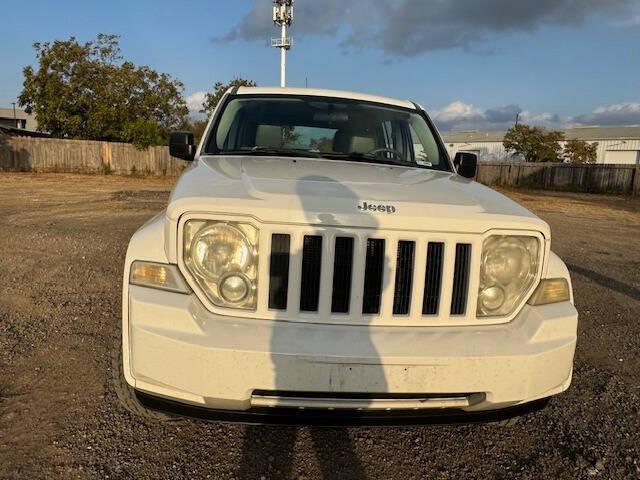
272;0;294;88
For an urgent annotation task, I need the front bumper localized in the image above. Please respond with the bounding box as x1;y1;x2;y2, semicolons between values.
133;390;552;426
124;285;577;414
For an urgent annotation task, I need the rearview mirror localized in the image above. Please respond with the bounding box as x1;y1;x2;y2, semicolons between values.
313;112;349;122
454;152;478;179
169;131;196;161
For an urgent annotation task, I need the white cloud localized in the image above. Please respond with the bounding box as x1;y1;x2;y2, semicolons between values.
519;111;563;127
432;100;640;132
615;14;640;27
571;102;640;126
431;101;561;132
186;91;207;118
431;101;485;126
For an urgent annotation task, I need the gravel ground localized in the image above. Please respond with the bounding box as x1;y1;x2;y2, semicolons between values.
0;173;638;480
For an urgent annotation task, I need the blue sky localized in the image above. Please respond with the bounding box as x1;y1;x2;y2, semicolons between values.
2;0;639;131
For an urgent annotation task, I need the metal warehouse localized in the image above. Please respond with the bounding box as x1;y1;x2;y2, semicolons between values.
443;126;640;164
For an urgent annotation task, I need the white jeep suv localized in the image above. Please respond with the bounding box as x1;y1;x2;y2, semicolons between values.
120;87;577;424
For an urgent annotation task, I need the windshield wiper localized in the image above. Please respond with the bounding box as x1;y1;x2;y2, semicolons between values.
237;147;322;158
320;152;413;168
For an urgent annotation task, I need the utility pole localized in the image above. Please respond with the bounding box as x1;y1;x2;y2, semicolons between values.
515;112;520;127
272;0;294;88
11;102;17;128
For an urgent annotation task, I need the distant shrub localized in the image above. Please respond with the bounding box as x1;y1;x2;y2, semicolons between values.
101;163;113;175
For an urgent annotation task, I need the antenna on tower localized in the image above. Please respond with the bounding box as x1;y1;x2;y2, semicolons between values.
272;0;294;88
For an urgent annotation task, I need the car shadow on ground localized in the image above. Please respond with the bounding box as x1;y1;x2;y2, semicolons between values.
237;426;367;479
567;263;640;302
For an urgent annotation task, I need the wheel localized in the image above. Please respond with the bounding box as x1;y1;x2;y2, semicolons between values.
110;339;179;423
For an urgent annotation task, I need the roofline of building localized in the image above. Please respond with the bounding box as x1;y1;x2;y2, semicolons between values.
0;126;49;138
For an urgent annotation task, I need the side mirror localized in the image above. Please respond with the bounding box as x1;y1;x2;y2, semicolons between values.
169;131;196;161
454;152;478;179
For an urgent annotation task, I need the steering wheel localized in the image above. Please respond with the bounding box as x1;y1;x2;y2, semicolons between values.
368;147;406;162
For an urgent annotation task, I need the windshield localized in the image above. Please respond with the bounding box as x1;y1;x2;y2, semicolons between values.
205;95;450;171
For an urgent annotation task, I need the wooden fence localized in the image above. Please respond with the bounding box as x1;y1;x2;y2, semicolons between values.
476;162;640;196
2;135;640;195
0;135;189;176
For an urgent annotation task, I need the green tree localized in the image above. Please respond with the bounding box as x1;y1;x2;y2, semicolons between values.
310;136;334;152
564;139;598;164
190;119;209;145
19;34;188;149
200;77;257;117
503;124;565;163
180;118;209;145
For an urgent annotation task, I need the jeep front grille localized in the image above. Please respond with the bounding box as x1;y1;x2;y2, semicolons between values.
265;227;482;326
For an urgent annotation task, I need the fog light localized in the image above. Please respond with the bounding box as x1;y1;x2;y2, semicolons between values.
528;278;571;306
219;273;250;304
480;286;506;312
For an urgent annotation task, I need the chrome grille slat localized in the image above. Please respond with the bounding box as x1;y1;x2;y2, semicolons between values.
438;243;457;320
409;240;429;318
285;231;304;315
348;235;368;319
317;232;336;318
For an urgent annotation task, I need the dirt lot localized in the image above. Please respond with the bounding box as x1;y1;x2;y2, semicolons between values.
1;173;639;479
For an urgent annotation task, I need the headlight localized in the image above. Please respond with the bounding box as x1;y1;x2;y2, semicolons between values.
477;235;540;317
184;221;259;309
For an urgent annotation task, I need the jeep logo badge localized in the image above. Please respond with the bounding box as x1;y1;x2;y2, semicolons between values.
357;201;397;214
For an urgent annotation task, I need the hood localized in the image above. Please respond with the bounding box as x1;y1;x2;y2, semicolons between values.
167;155;549;236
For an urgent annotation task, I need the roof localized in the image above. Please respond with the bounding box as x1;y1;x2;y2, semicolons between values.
0;125;49;138
0;108;32;120
235;87;416;110
0;107;38;131
564;126;640;140
443;126;640;144
441;131;507;144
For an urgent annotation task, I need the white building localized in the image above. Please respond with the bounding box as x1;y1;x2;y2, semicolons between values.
0;107;38;131
443;126;640;165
